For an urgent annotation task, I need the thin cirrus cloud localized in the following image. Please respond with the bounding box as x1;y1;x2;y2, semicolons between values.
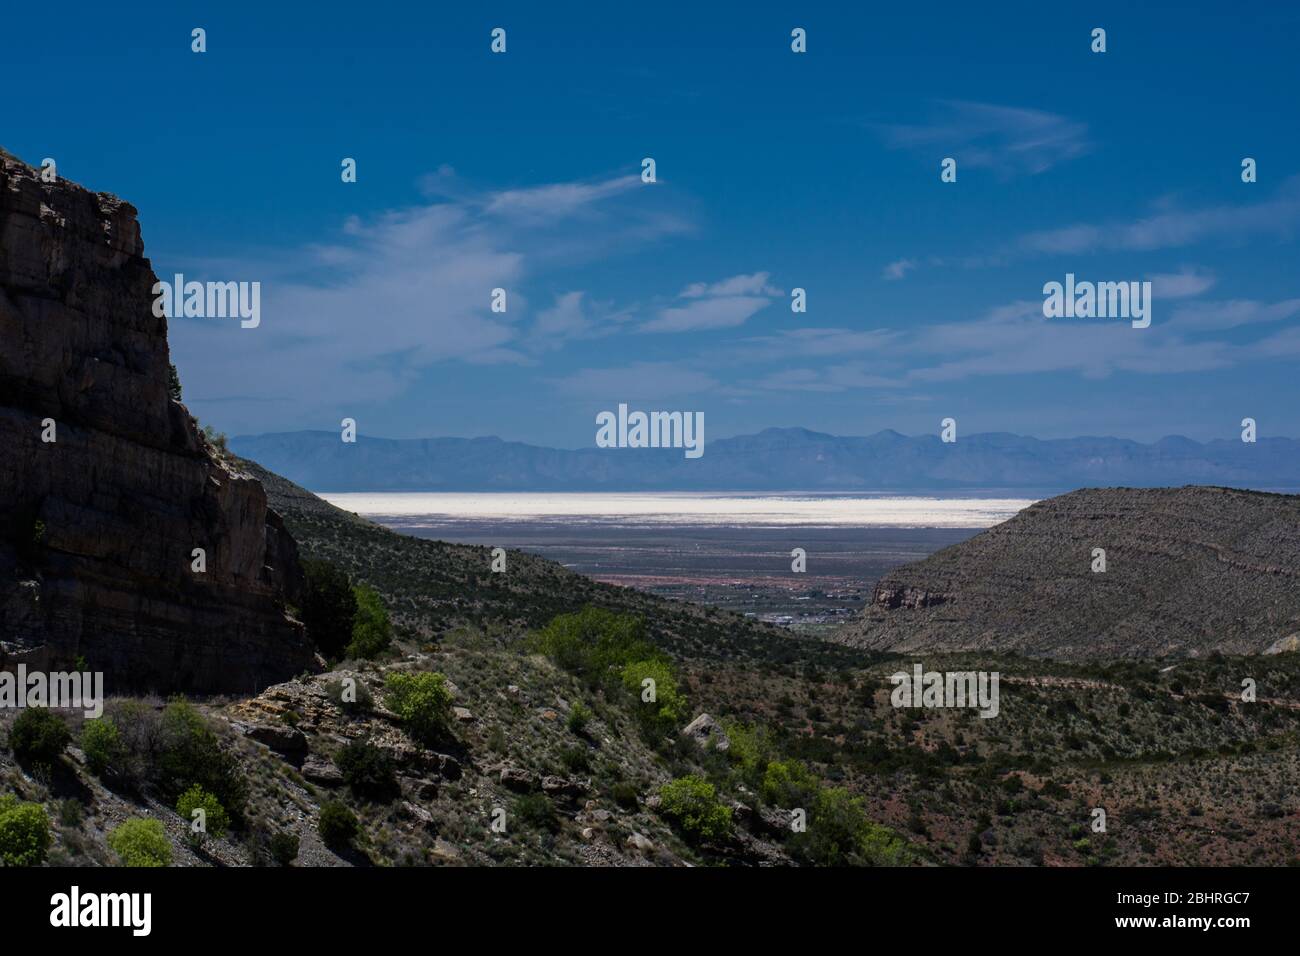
875;100;1091;176
638;271;782;333
1146;268;1216;300
1008;177;1300;257
748;287;1300;395
168;172;686;433
882;258;918;280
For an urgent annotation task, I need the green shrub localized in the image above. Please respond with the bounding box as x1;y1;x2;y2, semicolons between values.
723;719;774;783
269;831;299;866
0;796;51;866
201;423;228;452
530;606;656;681
158;699;247;818
108;818;172;867
558;744;591;774
512;792;560;833
8;709;71;766
335;739;399;802
657;775;733;844
611;780;640;809
176;785;230;846
80;717;126;777
791;787;916;866
318;800;358;848
383;672;453;745
325;678;373;713
347;584;393;659
620;658;685;732
566;701;593;735
301;560;357;660
761;759;819;808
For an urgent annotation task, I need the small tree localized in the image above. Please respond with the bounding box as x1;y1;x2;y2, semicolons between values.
81;717;126;777
9;709;71;767
108;818;172;867
158;698;247;818
566;701;593;735
383;672;453;746
657;775;733;844
334;739;399;802
301;560;357;660
0;796;51;866
167;363;183;402
347;584;392;659
620;658;685;734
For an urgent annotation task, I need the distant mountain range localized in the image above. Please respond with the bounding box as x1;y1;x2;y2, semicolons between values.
229;428;1300;493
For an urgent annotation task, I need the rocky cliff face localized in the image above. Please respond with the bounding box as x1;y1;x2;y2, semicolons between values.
837;486;1300;660
0;150;318;693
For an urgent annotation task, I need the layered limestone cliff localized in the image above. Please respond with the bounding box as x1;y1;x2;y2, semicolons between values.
0;149;318;692
838;486;1300;660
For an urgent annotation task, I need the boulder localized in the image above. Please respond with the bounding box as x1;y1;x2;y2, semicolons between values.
499;766;534;792
681;713;730;752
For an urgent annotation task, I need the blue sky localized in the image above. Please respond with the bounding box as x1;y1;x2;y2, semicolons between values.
5;1;1299;446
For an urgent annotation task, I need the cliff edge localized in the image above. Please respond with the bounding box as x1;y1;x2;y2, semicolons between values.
0;149;318;692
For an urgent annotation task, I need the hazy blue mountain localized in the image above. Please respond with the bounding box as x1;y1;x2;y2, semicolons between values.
229;428;1300;493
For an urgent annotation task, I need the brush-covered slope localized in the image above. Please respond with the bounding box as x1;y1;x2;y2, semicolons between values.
838;486;1300;659
239;456;820;667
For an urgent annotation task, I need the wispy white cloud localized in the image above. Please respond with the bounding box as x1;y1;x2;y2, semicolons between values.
883;258;918;280
1147;267;1216;299
875;100;1090;176
640;271;781;333
170;173;687;432
1171;297;1300;331
1009;178;1300;257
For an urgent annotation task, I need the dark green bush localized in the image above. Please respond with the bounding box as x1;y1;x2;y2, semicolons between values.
301;560;357;660
9;709;71;766
157;699;247;819
558;744;591;774
269;831;299;866
335;739;399;802
512;793;560;834
318;800;358;848
611;781;639;809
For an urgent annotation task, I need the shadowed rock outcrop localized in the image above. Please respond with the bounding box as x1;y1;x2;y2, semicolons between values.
837;486;1300;660
0;149;318;692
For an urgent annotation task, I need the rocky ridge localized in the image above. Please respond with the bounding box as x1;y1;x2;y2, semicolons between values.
837;486;1300;659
